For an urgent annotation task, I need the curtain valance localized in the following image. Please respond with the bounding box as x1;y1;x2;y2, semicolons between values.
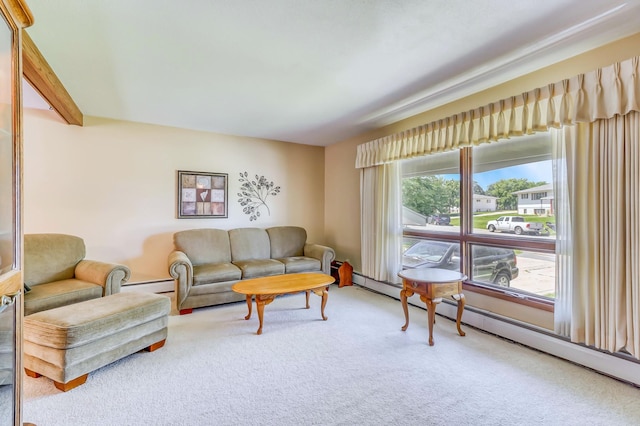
355;56;640;168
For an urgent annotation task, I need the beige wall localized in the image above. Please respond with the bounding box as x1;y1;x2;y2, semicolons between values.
324;32;640;327
23;110;325;279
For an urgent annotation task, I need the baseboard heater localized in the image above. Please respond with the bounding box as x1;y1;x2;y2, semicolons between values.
121;279;174;294
352;273;640;387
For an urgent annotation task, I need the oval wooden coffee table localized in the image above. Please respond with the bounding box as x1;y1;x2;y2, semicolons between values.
232;272;335;335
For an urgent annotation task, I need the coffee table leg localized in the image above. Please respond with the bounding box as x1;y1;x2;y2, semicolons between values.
311;287;329;320
255;294;276;335
305;291;310;309
244;295;253;320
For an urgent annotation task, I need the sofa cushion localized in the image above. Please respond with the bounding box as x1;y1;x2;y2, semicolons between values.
24;234;85;287
233;259;284;279
174;229;232;265
193;263;242;285
24;279;104;316
266;226;306;259
229;228;271;261
277;256;321;273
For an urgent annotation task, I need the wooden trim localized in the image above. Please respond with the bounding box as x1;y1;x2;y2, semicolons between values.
5;0;33;28
21;30;83;126
463;281;555;312
0;270;21;294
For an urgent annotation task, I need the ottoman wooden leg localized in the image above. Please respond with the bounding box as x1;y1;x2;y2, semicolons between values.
144;339;166;352
54;374;88;392
24;368;41;378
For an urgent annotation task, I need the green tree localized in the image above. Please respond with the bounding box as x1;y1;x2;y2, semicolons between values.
473;181;485;195
402;176;459;216
486;178;547;210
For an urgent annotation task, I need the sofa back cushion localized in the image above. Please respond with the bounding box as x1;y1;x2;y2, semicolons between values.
266;226;306;259
174;229;231;266
229;228;270;261
24;234;86;287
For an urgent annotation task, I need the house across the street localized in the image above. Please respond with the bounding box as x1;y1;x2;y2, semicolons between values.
513;183;554;215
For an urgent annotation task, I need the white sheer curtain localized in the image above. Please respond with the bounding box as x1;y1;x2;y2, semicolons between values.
552;127;573;337
360;162;402;284
562;112;640;357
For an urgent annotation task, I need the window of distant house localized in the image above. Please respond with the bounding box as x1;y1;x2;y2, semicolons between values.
401;133;556;305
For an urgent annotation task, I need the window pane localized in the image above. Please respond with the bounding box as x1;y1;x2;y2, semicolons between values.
470;244;555;298
402;238;460;272
402;150;459;234
472;134;555;239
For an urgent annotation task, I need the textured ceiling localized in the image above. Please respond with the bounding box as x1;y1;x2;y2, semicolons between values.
23;0;640;146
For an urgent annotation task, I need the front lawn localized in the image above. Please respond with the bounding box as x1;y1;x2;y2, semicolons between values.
449;212;556;232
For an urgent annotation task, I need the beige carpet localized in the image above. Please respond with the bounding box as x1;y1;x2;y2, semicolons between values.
23;285;640;426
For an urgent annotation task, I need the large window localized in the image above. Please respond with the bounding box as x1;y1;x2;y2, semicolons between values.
402;133;556;305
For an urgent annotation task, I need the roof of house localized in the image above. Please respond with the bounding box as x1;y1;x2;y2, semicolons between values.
512;183;554;194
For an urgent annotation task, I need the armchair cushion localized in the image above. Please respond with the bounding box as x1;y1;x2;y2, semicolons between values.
24;234;85;287
23;279;104;316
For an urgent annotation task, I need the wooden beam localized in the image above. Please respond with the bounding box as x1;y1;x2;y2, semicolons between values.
21;30;83;126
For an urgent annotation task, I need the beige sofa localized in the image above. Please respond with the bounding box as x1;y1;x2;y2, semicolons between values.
23;234;131;316
168;226;335;314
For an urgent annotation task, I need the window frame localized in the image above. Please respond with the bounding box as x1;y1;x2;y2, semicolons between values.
402;145;555;311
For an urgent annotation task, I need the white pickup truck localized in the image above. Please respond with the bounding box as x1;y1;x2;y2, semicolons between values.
486;216;545;235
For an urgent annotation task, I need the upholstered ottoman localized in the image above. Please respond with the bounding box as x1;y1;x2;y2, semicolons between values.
23;292;170;391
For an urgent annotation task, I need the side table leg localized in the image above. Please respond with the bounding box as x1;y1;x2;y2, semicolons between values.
400;287;413;331
425;298;436;346
453;293;466;337
305;290;310;309
244;295;252;320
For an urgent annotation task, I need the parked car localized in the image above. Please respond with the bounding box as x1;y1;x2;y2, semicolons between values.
402;240;519;287
486;216;545;235
427;213;451;226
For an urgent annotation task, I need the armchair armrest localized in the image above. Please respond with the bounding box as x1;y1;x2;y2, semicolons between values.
168;250;193;309
75;260;131;296
304;243;336;275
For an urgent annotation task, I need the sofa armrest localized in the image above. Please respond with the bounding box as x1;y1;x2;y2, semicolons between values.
168;251;193;309
75;260;131;296
304;243;336;275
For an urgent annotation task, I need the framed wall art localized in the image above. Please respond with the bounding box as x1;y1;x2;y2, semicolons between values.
177;170;228;218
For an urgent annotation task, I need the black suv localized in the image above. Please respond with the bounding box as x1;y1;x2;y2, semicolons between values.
428;214;451;226
402;240;519;287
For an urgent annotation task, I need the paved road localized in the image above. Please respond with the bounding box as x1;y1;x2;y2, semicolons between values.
512;252;555;297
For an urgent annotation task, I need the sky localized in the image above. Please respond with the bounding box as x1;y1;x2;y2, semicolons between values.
474;160;552;190
443;160;553;191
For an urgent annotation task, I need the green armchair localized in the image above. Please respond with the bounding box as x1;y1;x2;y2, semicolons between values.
23;233;131;316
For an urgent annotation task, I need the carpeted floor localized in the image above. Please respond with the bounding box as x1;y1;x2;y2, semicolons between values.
23;285;640;426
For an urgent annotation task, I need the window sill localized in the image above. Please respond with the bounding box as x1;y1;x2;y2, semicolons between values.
463;281;555;312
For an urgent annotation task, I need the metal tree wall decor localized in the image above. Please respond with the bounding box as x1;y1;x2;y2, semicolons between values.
237;172;281;221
